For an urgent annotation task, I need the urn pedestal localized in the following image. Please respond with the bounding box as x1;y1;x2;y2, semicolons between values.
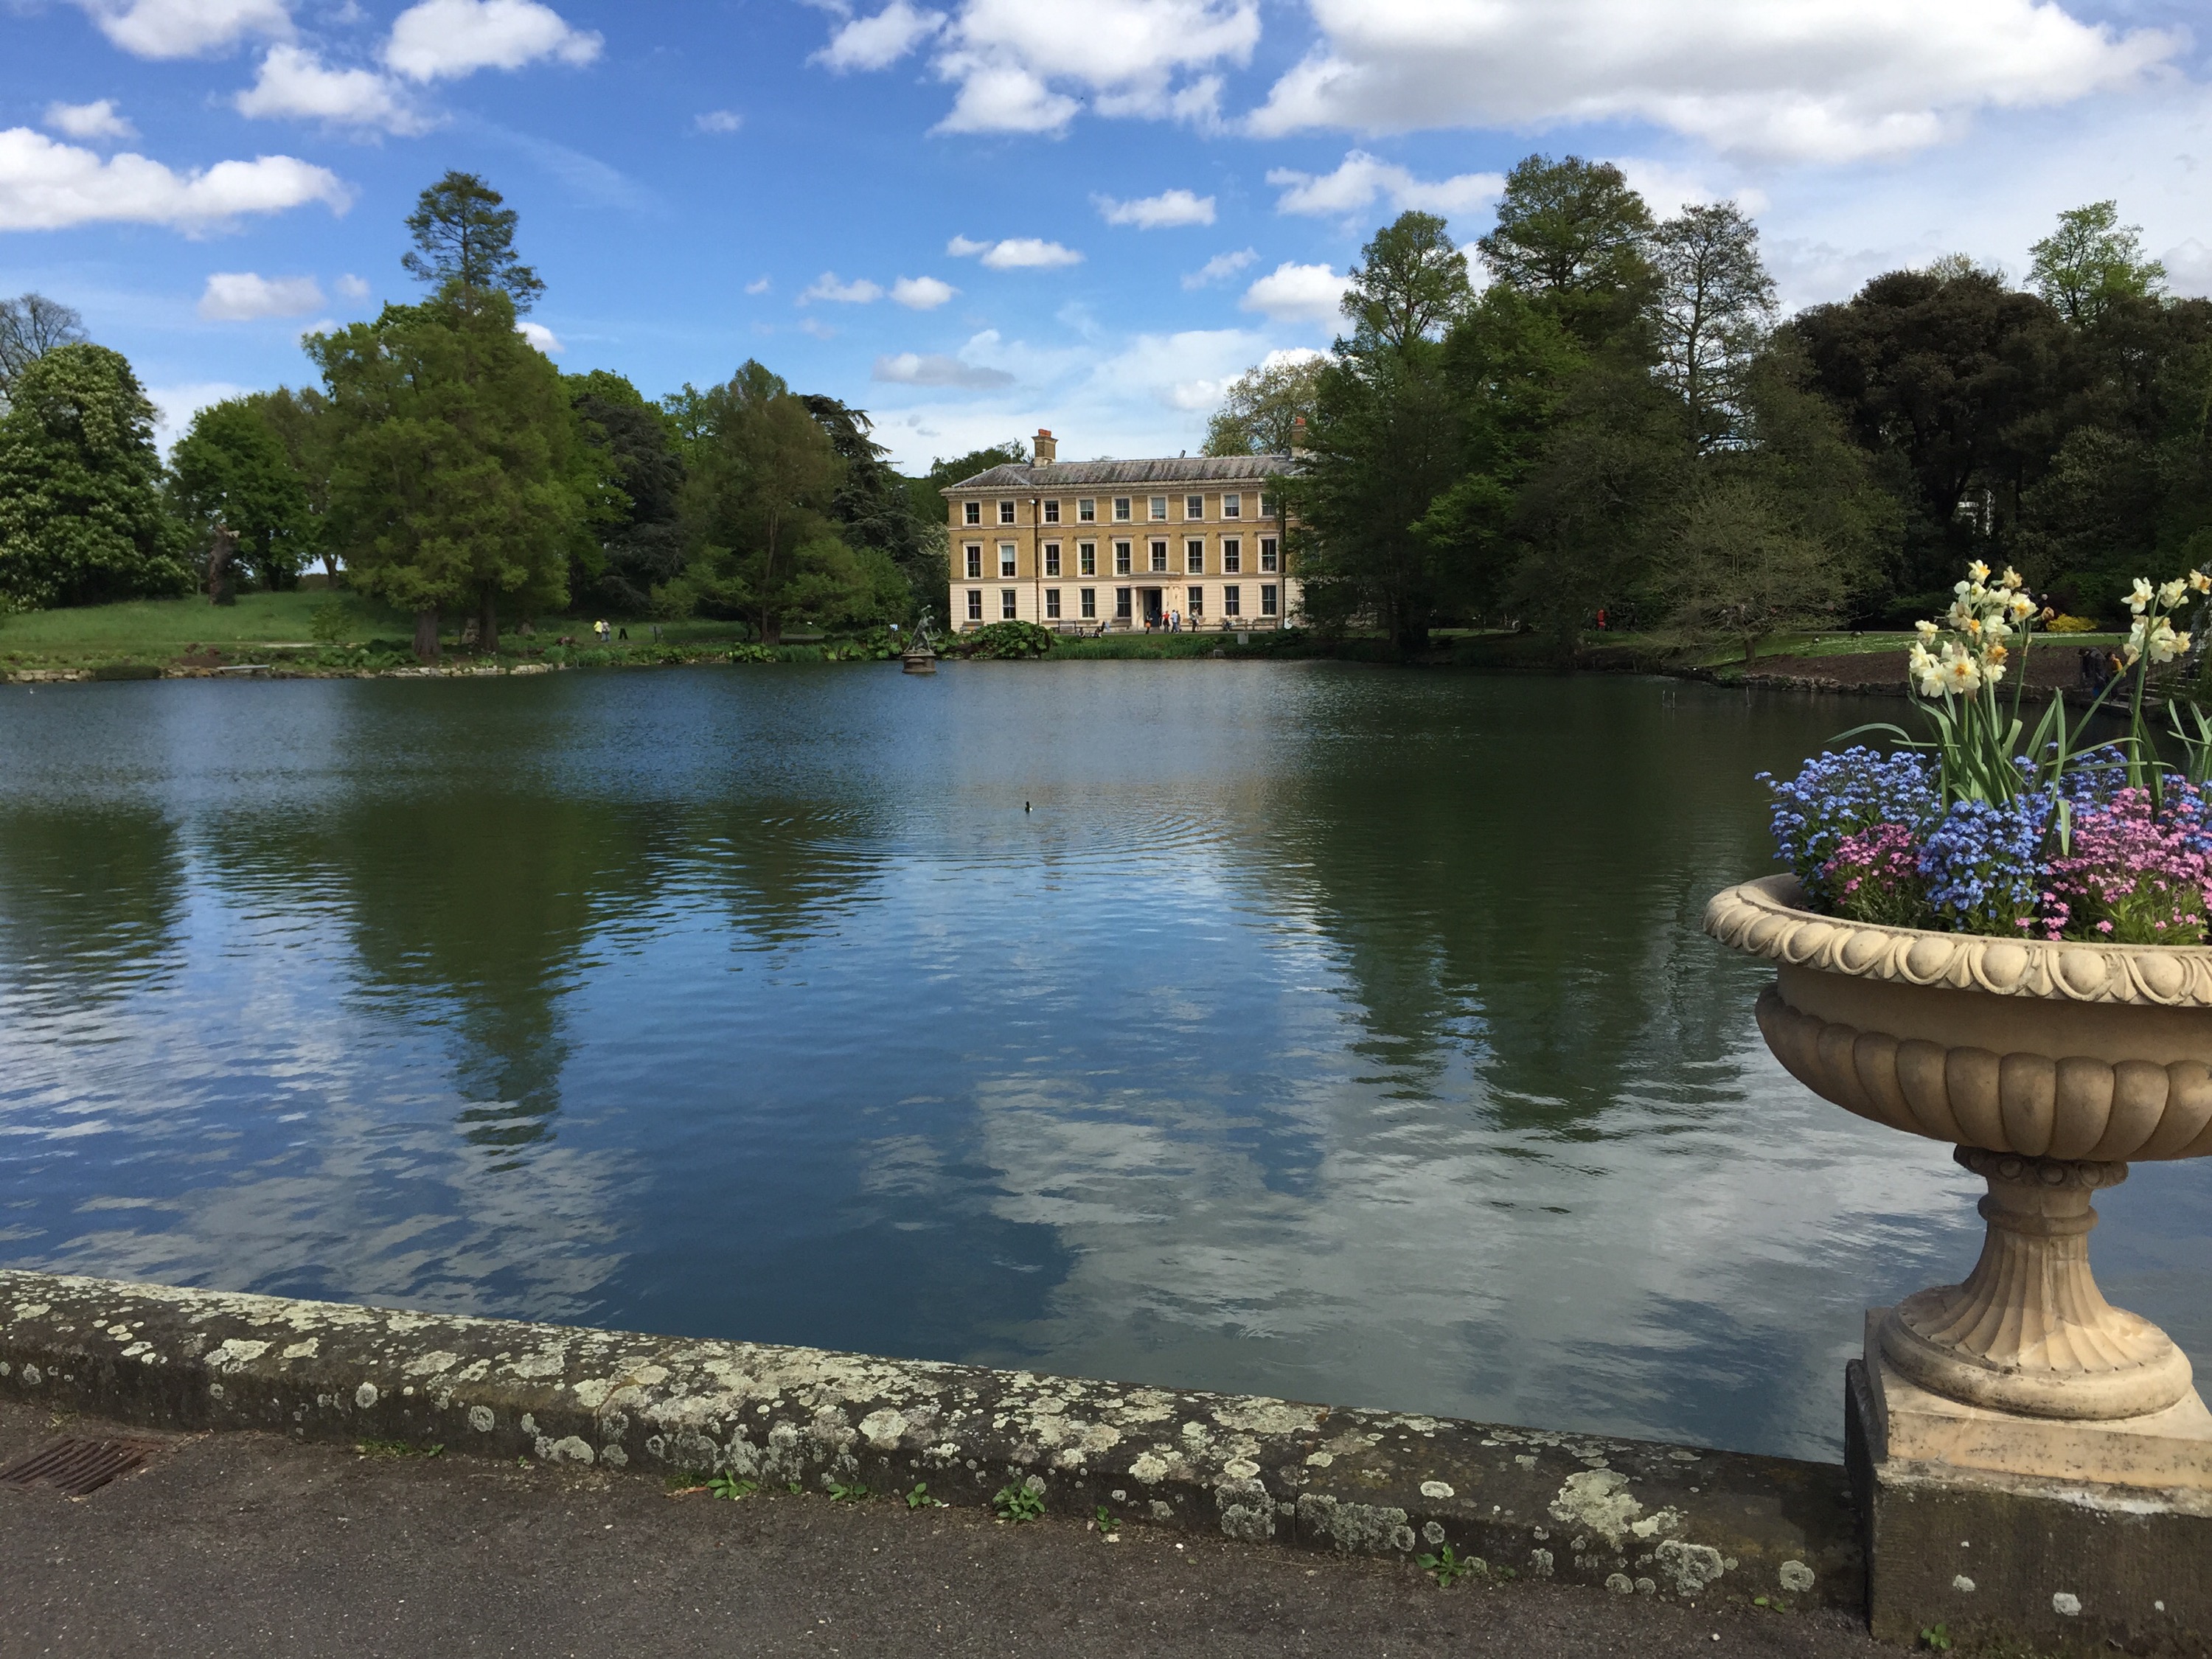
1706;876;2212;1646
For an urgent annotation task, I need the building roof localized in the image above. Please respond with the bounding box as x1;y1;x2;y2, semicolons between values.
941;454;1297;493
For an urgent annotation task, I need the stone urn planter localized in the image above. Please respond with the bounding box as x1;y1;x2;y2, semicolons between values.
1705;874;2212;1436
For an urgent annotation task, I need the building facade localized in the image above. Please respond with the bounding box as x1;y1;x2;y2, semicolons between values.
942;429;1300;631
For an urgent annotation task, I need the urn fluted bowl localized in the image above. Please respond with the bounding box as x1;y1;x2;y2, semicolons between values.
1705;874;2212;1423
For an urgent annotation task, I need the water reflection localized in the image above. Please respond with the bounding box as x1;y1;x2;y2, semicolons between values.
0;668;2202;1463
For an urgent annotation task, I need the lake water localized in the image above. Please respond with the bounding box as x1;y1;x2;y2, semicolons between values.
1;663;2205;1464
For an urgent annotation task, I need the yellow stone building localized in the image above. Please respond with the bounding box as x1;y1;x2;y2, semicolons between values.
942;428;1300;631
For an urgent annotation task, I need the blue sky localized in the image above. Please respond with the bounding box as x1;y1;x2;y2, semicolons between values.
7;0;2212;470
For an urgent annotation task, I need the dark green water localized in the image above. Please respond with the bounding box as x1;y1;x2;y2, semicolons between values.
1;663;2204;1461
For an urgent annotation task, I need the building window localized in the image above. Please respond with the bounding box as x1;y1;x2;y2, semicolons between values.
1257;493;1272;518
1149;495;1168;521
1001;588;1018;619
998;500;1016;525
1113;540;1132;574
1259;537;1279;572
967;589;983;620
999;542;1018;578
1115;587;1132;619
1187;585;1205;617
1079;541;1096;576
1186;494;1204;520
1044;543;1061;577
1149;540;1168;573
1222;538;1240;573
1043;499;1060;524
1078;498;1096;522
1046;588;1062;619
964;501;981;525
1079;587;1096;619
1260;584;1278;616
1113;497;1132;521
964;545;982;579
1223;585;1242;616
1222;493;1242;520
1185;539;1204;574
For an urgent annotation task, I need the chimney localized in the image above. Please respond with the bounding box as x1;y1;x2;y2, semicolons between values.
1033;428;1057;465
1290;416;1308;457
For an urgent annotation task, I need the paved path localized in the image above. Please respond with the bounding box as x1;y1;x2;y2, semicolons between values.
0;1399;1886;1658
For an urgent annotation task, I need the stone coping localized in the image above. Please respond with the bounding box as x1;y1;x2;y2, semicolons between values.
1706;874;2212;1007
0;1269;1854;1612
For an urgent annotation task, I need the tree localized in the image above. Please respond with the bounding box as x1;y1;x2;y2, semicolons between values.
309;288;588;658
569;369;686;611
1787;268;2070;594
1477;156;1656;345
663;361;856;643
803;393;936;620
0;293;88;409
2029;201;2166;327
1340;211;1472;355
1651;202;1777;453
1204;355;1326;456
242;386;335;577
170;399;314;590
403;172;545;313
0;342;192;609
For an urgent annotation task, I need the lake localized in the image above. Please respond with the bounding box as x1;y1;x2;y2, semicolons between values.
1;661;2205;1463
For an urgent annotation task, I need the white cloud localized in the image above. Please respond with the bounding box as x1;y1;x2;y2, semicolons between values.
891;274;957;309
801;271;886;304
695;110;742;133
384;0;601;83
1267;150;1502;219
335;272;370;299
817;1;945;72
517;319;563;353
797;317;838;340
71;0;292;59
198;270;322;319
1608;156;1767;222
947;235;1084;271
1249;0;2182;164
1182;247;1255;289
0;128;349;232
1094;187;1214;228
744;276;771;295
1239;260;1348;327
44;100;136;142
233;45;435;135
873;351;1015;389
811;0;1256;133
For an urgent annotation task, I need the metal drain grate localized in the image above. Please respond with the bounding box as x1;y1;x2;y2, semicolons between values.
0;1437;163;1497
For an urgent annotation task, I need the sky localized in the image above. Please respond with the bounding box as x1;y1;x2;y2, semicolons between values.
6;0;2212;472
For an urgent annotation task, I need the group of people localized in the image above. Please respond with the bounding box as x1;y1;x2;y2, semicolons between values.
1143;611;1186;633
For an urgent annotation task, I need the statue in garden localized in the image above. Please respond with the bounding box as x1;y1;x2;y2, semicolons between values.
206;524;238;607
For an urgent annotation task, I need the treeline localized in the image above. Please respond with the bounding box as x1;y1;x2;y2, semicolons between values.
0;173;1023;656
1208;161;2209;656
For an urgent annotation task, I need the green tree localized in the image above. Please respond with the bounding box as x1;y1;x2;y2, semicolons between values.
403;171;545;313
1477;156;1656;345
2028;201;2166;327
309;288;588;658
569;369;686;611
0;293;87;410
662;361;858;642
241;386;334;577
170;398;314;590
1651;201;1776;453
804;393;936;622
0;342;192;610
1204;354;1326;456
1340;211;1472;353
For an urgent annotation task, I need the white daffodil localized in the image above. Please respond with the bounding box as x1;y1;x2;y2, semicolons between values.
2130;577;2155;615
1984;659;2007;687
1943;652;1983;694
2174;629;2194;659
2191;569;2211;595
2007;591;2035;622
2161;578;2188;609
2000;567;2023;590
1909;643;1944;697
1968;560;1991;583
1915;619;1939;639
1983;616;2012;642
2148;619;2185;664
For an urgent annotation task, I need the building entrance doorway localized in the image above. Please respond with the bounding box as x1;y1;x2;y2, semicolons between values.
1141;588;1164;627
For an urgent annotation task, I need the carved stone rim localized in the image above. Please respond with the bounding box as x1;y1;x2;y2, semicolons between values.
1705;874;2212;1007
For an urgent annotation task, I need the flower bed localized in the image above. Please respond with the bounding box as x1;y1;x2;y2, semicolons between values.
1764;562;2212;944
